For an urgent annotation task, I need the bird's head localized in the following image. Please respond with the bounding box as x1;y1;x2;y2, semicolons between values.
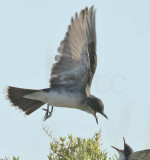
112;138;134;160
87;96;108;124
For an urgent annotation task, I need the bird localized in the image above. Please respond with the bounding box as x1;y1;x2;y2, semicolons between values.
112;138;150;160
6;6;108;124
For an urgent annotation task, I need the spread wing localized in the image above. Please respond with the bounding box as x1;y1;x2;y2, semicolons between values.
50;6;97;94
129;150;150;160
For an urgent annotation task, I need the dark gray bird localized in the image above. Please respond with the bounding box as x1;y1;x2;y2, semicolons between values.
112;138;150;160
6;6;108;124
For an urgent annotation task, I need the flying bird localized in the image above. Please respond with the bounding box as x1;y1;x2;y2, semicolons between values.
6;6;108;124
112;138;150;160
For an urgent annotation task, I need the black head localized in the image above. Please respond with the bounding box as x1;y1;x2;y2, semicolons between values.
87;95;108;124
112;138;134;160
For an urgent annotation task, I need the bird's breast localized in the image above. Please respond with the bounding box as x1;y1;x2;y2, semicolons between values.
46;89;83;109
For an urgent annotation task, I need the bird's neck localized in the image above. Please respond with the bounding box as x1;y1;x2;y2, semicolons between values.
83;96;97;115
119;152;126;160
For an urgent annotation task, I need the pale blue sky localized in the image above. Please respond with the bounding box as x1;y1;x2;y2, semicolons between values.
1;0;150;159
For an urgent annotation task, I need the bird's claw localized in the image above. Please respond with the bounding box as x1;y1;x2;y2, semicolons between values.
42;105;53;121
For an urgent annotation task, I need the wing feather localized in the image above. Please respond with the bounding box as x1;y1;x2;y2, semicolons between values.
50;6;97;93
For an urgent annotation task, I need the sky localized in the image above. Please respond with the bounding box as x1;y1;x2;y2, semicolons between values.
0;0;150;159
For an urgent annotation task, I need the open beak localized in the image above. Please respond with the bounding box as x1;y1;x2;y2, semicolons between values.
123;137;126;146
95;112;108;124
95;113;98;124
112;146;124;157
102;113;108;119
111;146;121;152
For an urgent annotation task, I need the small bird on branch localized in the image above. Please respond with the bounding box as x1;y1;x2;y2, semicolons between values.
6;6;108;124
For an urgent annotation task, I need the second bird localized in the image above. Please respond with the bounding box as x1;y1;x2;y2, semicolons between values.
112;138;150;160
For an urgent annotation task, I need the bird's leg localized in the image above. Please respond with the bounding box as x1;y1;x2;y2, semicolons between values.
43;104;53;121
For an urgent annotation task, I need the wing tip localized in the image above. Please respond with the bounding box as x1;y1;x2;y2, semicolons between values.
71;6;95;25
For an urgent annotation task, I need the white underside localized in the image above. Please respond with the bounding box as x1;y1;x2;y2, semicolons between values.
24;89;82;109
24;89;95;115
47;90;81;108
118;151;126;160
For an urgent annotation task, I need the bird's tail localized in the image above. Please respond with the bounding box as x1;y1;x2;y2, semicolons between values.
6;86;46;115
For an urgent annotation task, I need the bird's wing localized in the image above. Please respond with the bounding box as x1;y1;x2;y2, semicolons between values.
50;6;97;93
129;150;150;160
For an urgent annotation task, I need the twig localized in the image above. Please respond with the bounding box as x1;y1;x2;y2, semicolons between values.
42;125;67;159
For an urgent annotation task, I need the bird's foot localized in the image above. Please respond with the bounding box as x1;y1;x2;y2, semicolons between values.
42;105;53;121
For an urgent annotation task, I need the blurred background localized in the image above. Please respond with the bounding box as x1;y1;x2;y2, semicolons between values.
0;0;150;159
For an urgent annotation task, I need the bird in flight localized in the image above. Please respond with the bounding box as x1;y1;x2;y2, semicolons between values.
112;138;150;160
7;6;108;124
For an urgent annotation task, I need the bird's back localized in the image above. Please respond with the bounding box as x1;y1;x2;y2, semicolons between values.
129;150;150;160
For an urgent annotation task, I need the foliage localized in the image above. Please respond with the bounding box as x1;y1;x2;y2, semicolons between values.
2;128;118;160
43;126;118;160
0;157;19;160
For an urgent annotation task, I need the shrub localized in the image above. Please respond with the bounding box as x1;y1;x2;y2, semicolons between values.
43;126;118;160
